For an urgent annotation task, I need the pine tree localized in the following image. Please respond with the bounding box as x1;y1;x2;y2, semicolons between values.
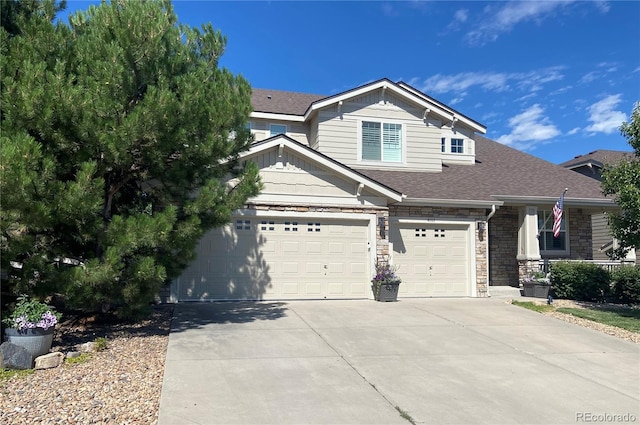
1;0;261;316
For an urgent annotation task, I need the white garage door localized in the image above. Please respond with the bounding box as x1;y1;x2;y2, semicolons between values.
390;223;471;297
175;216;371;300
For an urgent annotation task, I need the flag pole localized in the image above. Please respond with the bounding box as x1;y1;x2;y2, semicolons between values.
537;188;568;238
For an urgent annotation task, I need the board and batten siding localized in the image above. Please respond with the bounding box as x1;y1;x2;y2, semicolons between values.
315;91;443;172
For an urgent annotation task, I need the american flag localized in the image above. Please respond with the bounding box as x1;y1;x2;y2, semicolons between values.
552;192;565;238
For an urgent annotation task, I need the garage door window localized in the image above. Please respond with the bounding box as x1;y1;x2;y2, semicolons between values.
307;222;321;232
284;221;299;232
260;220;275;231
236;220;250;230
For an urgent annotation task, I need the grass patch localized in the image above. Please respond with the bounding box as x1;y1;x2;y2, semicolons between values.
395;406;416;425
511;300;554;313
94;337;108;352
0;368;34;381
65;353;92;365
556;307;640;333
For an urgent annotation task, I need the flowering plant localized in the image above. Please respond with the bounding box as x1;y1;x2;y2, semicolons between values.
522;271;551;285
2;295;61;331
371;262;402;293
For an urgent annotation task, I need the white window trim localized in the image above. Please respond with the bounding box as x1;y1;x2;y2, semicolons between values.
357;119;406;165
269;123;287;136
538;208;570;256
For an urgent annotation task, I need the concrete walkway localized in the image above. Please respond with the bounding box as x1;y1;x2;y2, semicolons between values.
158;299;640;425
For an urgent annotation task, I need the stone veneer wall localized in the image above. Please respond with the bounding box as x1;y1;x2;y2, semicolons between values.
389;205;488;297
567;208;593;260
488;206;520;287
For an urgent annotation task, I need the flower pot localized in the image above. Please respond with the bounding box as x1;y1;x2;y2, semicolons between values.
4;327;55;358
373;283;400;302
522;283;551;299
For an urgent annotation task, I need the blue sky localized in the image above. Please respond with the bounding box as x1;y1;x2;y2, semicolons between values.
59;1;640;164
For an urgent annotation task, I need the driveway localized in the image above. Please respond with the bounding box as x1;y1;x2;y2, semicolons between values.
158;299;640;425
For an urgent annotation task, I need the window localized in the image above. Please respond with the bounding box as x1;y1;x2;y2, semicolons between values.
246;122;252;130
538;210;567;252
236;220;251;231
361;121;402;162
270;124;286;136
441;138;446;153
451;138;464;153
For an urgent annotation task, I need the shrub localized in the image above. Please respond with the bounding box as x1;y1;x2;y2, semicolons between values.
610;265;640;305
550;261;610;301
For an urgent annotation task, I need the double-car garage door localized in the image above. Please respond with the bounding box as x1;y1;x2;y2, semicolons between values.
174;217;473;301
175;216;370;300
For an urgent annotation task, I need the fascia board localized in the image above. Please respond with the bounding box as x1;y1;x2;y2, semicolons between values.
304;81;454;123
492;195;616;207
250;111;306;122
397;82;486;134
242;137;403;202
399;197;504;209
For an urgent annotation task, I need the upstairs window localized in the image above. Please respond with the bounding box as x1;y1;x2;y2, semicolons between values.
361;121;402;162
270;124;287;136
441;138;446;153
451;138;464;153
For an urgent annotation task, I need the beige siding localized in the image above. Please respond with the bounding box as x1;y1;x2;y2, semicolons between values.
250;118;309;145
247;148;387;207
591;213;612;260
315;100;443;172
309;115;319;150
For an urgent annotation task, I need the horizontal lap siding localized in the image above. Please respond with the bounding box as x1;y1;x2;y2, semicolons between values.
317;104;442;172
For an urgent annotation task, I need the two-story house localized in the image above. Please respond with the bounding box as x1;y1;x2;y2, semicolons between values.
560;150;636;263
170;78;617;302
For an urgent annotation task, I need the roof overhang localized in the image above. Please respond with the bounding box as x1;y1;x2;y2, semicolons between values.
242;135;404;202
492;195;616;208
399;197;504;209
249;79;487;134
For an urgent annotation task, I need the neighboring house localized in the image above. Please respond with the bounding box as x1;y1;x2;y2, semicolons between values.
560;150;636;263
170;78;618;302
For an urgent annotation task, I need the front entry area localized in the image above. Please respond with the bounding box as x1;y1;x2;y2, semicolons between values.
390;222;472;297
173;214;372;301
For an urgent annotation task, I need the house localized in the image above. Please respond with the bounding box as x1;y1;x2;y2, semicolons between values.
560;150;636;262
170;78;618;302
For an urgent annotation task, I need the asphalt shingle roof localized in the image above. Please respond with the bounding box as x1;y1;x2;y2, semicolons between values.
252;88;326;115
559;149;634;169
357;136;610;201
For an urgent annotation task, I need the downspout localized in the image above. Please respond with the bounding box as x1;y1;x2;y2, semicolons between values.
486;204;497;296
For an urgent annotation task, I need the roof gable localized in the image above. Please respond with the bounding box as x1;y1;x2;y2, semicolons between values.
241;135;403;202
559;149;634;170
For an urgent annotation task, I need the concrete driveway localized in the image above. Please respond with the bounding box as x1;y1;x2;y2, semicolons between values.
158;299;640;425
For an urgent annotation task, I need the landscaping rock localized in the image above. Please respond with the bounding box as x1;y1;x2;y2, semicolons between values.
78;341;96;352
66;351;81;359
34;352;65;370
0;342;33;370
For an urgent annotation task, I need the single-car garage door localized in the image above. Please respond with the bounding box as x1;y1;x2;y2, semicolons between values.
390;222;471;297
175;216;371;300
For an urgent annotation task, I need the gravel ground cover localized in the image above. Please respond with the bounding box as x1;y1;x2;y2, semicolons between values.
0;305;173;425
1;300;638;425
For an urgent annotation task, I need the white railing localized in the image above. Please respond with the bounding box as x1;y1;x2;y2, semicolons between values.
538;259;633;274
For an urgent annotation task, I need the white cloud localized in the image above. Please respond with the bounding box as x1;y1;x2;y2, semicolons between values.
567;127;581;135
416;67;564;102
465;1;573;45
496;104;561;150
584;94;627;134
454;9;468;23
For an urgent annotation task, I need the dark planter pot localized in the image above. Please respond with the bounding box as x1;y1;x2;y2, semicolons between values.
522;283;551;299
4;327;55;358
373;283;400;302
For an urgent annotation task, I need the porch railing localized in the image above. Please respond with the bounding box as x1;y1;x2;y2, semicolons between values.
538;259;633;274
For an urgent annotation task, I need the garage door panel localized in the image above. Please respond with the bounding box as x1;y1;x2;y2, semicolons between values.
392;223;470;297
176;217;370;300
